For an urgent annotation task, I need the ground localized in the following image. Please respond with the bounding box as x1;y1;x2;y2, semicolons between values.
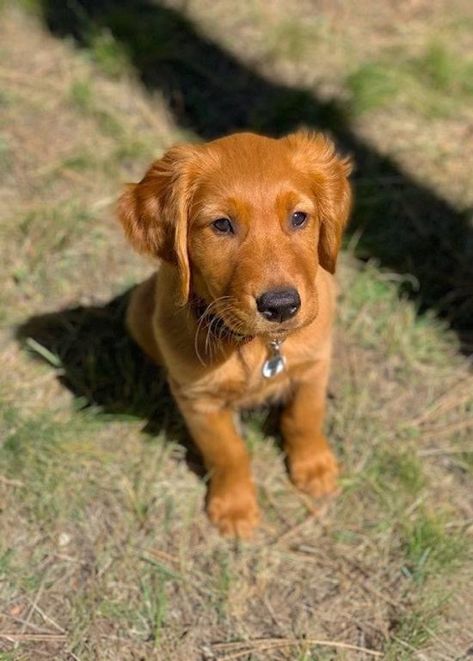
0;1;472;659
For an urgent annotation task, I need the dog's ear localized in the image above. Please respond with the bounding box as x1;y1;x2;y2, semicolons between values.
118;144;201;302
284;130;353;273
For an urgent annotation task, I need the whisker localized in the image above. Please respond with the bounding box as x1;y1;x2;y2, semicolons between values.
192;294;254;362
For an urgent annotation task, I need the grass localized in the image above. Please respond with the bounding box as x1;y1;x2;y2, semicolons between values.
346;63;401;115
401;511;467;583
263;18;323;63
87;28;131;79
412;42;473;96
1;1;473;659
346;41;473;118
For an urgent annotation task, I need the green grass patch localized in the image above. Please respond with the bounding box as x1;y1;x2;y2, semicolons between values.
410;42;473;96
400;511;467;583
456;449;473;475
385;609;436;659
346;62;401;114
1;407;109;521
346;42;473;117
0;134;11;172
139;572;169;645
338;445;425;534
213;548;232;619
69;79;94;112
371;447;425;498
88;28;131;78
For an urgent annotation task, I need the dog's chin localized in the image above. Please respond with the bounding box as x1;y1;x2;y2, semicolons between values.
218;306;316;343
256;310;318;339
226;319;307;343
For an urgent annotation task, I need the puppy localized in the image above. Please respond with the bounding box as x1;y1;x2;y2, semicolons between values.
118;131;352;537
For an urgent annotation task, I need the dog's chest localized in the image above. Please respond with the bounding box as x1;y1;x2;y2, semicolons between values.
195;342;309;408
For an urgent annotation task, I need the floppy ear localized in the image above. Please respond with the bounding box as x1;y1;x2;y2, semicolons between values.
284;130;353;273
118;144;201;302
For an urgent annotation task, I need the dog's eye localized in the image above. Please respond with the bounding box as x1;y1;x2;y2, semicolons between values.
212;218;234;235
291;211;308;228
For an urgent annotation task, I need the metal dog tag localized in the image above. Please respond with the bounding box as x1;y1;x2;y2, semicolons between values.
262;340;286;379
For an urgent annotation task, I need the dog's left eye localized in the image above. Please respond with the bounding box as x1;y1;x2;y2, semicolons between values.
291;211;308;228
212;218;234;235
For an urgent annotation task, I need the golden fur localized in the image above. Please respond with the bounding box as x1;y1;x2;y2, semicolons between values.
118;131;352;537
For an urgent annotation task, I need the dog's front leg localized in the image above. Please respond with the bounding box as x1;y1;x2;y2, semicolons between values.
281;359;339;497
175;397;260;537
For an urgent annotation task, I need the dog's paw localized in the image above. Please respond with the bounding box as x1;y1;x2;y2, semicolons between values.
289;449;339;498
207;477;260;538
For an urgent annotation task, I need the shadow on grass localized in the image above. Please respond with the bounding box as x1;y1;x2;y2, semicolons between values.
16;291;280;470
37;0;473;353
15;290;206;475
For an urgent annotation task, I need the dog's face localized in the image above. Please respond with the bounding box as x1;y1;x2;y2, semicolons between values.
119;131;352;339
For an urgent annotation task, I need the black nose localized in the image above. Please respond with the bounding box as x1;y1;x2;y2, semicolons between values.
256;288;301;323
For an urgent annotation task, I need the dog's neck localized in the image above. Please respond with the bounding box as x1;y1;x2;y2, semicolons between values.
188;294;288;378
189;294;254;345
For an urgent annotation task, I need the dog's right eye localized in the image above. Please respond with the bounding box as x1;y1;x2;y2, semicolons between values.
212;218;234;235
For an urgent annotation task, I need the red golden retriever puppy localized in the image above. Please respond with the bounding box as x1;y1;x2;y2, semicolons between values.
118;131;352;537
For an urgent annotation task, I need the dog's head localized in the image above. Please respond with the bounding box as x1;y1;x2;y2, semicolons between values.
118;131;352;339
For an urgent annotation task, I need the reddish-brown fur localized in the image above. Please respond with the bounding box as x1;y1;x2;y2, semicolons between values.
118;131;352;537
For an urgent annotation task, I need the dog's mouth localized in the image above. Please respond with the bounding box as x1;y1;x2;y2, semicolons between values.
216;307;302;343
190;295;305;344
